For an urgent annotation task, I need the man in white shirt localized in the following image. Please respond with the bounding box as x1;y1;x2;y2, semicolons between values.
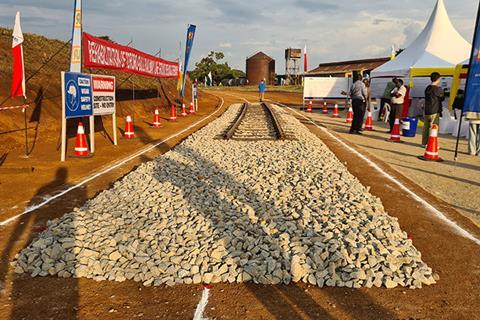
389;79;407;132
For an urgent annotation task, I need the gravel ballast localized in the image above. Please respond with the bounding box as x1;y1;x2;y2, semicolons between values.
14;104;437;289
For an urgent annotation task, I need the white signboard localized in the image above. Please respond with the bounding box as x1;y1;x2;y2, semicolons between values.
92;75;116;115
303;77;352;100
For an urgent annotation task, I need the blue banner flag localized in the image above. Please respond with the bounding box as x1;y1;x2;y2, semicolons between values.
181;24;196;97
464;5;480;120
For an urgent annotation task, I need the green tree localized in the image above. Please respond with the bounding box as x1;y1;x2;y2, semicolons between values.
189;51;245;85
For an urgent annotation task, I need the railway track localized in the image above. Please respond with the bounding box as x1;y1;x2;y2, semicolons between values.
224;102;286;141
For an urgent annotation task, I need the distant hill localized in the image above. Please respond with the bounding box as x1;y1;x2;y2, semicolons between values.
0;27;187;152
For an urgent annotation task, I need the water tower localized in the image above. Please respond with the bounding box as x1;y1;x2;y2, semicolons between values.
285;48;301;85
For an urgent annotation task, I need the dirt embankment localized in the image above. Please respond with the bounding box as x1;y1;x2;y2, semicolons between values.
0;27;190;153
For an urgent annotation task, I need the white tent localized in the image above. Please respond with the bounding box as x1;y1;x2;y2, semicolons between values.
371;0;471;84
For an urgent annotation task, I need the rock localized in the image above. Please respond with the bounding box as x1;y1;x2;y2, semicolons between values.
109;251;122;261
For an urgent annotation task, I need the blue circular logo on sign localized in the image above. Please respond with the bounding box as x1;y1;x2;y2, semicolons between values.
66;80;79;112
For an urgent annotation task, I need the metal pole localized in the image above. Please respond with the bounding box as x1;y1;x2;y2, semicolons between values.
23;101;28;157
61;72;67;162
454;111;464;161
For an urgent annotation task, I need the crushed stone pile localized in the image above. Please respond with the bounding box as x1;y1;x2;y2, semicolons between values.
14;104;438;289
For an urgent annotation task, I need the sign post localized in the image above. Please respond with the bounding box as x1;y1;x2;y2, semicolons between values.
61;72;116;161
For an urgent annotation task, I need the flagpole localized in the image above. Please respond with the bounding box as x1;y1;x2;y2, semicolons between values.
23;97;28;156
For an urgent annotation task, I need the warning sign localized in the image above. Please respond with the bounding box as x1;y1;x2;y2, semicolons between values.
92;75;116;115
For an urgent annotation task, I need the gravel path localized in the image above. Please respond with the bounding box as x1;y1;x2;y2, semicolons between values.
14;104;437;289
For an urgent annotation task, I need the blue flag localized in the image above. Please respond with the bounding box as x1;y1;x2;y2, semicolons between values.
464;5;480;120
181;24;196;97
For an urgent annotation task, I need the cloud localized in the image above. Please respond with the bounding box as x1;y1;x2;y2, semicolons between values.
0;0;476;72
219;42;232;48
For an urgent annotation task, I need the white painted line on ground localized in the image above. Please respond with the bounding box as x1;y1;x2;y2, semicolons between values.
283;104;480;247
193;286;211;320
0;98;225;227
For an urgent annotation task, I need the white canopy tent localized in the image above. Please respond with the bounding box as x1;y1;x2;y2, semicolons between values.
371;0;471;97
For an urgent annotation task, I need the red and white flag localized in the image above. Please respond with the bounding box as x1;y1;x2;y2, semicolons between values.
303;44;308;73
11;12;26;98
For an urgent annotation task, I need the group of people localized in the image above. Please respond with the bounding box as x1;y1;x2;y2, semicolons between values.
345;72;480;155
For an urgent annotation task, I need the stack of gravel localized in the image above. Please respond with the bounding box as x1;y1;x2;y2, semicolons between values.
14;104;438;289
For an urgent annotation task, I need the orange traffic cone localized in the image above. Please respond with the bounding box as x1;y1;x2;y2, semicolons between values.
189;101;195;114
306;101;313;113
152;109;162;128
346;107;353;123
332;104;339;118
388;118;401;142
181;103;188;117
322;102;328;114
419;124;443;161
169;104;177;121
123;114;135;139
364;110;374;131
73;122;90;157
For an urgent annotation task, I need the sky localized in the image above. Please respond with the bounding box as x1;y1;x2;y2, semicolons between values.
0;0;477;73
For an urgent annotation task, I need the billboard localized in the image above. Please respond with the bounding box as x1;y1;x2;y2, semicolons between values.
82;32;179;78
62;72;116;118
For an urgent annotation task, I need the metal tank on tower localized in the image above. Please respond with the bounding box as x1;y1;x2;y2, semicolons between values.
285;48;302;85
246;52;275;85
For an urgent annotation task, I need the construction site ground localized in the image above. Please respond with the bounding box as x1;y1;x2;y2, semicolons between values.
0;89;479;320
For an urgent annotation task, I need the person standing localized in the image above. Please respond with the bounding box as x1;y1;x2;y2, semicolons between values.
389;79;407;132
380;79;396;120
423;72;445;146
467;116;480;156
258;79;266;102
363;79;372;112
344;74;367;134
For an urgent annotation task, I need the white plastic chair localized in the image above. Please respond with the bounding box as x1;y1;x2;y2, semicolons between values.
383;103;391;124
439;107;456;135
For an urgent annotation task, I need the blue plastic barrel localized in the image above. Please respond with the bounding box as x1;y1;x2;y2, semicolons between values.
402;117;418;137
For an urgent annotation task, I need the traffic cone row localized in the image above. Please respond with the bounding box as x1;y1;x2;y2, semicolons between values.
364;110;374;131
152;109;162;128
123;114;135;139
332;104;339;118
419;124;442;161
73;122;90;157
345;107;353;123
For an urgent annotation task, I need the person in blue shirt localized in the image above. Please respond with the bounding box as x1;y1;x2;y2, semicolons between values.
258;79;266;102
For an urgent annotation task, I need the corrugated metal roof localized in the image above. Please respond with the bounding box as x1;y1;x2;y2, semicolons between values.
307;57;389;75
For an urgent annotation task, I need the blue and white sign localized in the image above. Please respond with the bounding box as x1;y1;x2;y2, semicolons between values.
63;71;93;118
464;6;480;119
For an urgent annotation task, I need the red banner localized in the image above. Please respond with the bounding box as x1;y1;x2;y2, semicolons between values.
82;32;179;78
